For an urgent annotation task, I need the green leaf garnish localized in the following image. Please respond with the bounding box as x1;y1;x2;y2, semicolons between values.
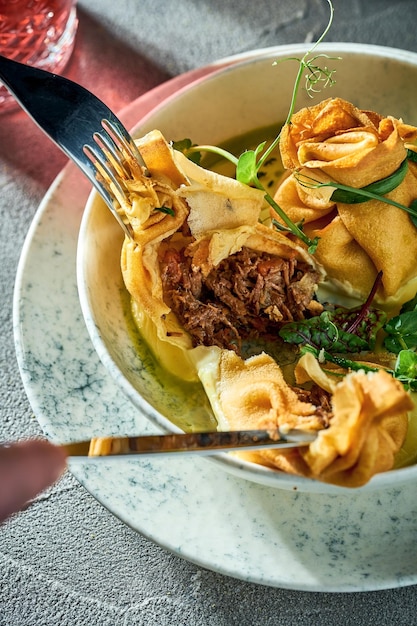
393;350;417;390
171;138;202;164
279;311;369;353
384;309;417;353
302;345;417;389
330;159;408;204
300;344;380;374
266;191;319;251
407;148;417;163
400;292;417;313
155;206;175;216
236;143;267;186
383;293;417;353
295;164;417;223
332;306;387;348
279;307;385;354
409;199;417;228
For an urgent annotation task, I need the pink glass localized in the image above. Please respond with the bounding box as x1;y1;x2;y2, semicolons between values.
0;0;78;112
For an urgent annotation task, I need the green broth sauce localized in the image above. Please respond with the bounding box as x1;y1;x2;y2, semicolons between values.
122;289;217;432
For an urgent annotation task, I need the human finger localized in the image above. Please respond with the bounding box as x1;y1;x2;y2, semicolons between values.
0;439;67;522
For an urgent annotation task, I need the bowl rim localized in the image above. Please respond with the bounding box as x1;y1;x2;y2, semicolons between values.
77;43;417;492
132;41;417;136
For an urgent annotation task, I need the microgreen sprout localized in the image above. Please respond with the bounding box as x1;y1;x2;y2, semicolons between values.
305;54;339;95
271;0;337;129
181;0;338;254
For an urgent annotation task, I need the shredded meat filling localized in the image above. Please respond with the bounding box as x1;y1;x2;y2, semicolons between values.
160;245;321;353
292;384;333;428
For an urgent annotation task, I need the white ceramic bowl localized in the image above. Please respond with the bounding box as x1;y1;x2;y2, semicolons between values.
77;44;417;493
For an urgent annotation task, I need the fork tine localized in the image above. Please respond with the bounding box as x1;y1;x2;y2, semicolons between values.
101;119;150;177
83;143;125;200
83;143;134;240
92;130;127;180
84;118;152;238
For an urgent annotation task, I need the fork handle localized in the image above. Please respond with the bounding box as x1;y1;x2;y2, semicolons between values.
0;54;115;159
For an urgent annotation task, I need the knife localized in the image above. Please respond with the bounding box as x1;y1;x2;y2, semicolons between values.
61;428;317;458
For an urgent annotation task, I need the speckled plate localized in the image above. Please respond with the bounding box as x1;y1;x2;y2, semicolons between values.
13;48;417;592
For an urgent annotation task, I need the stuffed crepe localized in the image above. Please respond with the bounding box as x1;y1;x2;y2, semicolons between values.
274;97;417;306
120;130;323;380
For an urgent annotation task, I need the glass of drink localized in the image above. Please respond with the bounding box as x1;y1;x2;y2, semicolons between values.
0;0;78;113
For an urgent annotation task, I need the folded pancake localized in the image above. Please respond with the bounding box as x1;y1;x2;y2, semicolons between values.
195;349;412;487
120;130;323;380
274;97;417;306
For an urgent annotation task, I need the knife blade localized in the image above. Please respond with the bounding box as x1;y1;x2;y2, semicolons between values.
61;428;317;458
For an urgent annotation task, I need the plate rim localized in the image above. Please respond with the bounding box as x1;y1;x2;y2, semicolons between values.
12;44;417;593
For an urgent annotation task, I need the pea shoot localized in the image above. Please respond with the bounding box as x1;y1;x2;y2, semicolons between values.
182;0;338;254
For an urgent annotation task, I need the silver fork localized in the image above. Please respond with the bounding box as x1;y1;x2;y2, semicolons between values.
0;54;149;239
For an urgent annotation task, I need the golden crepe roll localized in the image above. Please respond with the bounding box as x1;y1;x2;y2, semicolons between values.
274;97;417;307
